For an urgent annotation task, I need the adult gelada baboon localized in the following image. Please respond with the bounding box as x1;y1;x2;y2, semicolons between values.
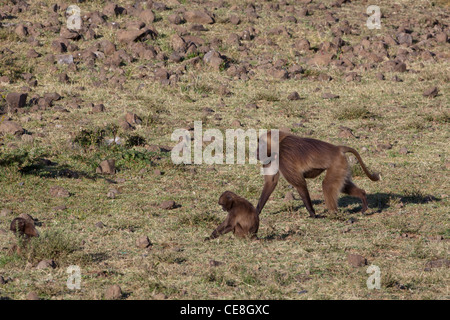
256;130;380;217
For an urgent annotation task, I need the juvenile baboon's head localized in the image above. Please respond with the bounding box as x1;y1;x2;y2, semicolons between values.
218;191;237;211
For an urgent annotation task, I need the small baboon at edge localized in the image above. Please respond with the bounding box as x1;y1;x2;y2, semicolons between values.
10;217;39;238
256;130;380;217
205;191;259;240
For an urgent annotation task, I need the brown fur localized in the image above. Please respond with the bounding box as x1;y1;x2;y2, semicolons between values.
206;191;259;240
256;130;380;217
10;217;39;238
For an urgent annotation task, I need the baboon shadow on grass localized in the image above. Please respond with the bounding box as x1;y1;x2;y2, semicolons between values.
267;192;440;217
260;193;440;240
18;160;117;184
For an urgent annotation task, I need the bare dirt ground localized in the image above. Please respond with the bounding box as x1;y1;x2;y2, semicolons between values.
0;0;448;300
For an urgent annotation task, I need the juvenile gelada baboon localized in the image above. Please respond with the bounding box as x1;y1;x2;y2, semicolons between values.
256;130;380;217
10;217;39;238
205;191;259;240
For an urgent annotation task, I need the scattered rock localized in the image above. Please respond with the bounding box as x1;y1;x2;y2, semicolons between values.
309;53;334;66
96;159;116;174
347;254;367;267
6;93;27;109
92;104;105;113
203;50;225;70
183;11;214;24
105;284;122;300
209;259;224;267
0;121;24;136
26;292;40;300
231;120;241;127
95;221;105;229
424;259;449;271
422;86;439;98
229;15;240;25
139;9;155;24
153;293;167;300
322;93;339;99
377;143;392;151
397;32;412;46
49;186;70;198
339;127;355;138
136;235;152;249
435;32;448;43
117;28;155;44
168;13;183;25
287;92;301;100
36;259;56;269
15;24;28;37
125;112;142;125
160;200;176;210
376;73;385;80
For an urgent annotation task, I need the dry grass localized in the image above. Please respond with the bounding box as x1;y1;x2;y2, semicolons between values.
0;0;449;300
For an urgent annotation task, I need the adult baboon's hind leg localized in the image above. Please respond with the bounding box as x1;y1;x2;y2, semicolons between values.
342;180;368;213
322;166;348;213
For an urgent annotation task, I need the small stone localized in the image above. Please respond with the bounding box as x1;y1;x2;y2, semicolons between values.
125;112;142;125
96;159;116;174
0;121;24;136
136;235;152;249
105;285;122;300
153;293;167;300
287;92;301;101
231;120;241;127
139;9;155;24
92;104;105;113
397;32;412;46
435;32;448;43
209;259;224;267
422;86;439;98
229;15;240;25
424;259;449;271
36;259;56;270
376;73;385;80
183;10;214;24
347;253;367;267
15;24;28;37
26;292;40;300
160;200;176;210
167;14;183;25
107;191;116;199
322;93;339;99
6;93;27;109
49;186;70;198
95;221;105;229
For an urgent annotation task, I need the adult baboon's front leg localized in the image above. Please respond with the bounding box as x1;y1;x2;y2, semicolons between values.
256;172;280;215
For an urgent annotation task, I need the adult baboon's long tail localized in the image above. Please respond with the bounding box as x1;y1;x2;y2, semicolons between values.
339;146;380;181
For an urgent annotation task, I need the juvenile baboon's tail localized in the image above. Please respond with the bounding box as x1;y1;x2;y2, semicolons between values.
339;146;380;182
